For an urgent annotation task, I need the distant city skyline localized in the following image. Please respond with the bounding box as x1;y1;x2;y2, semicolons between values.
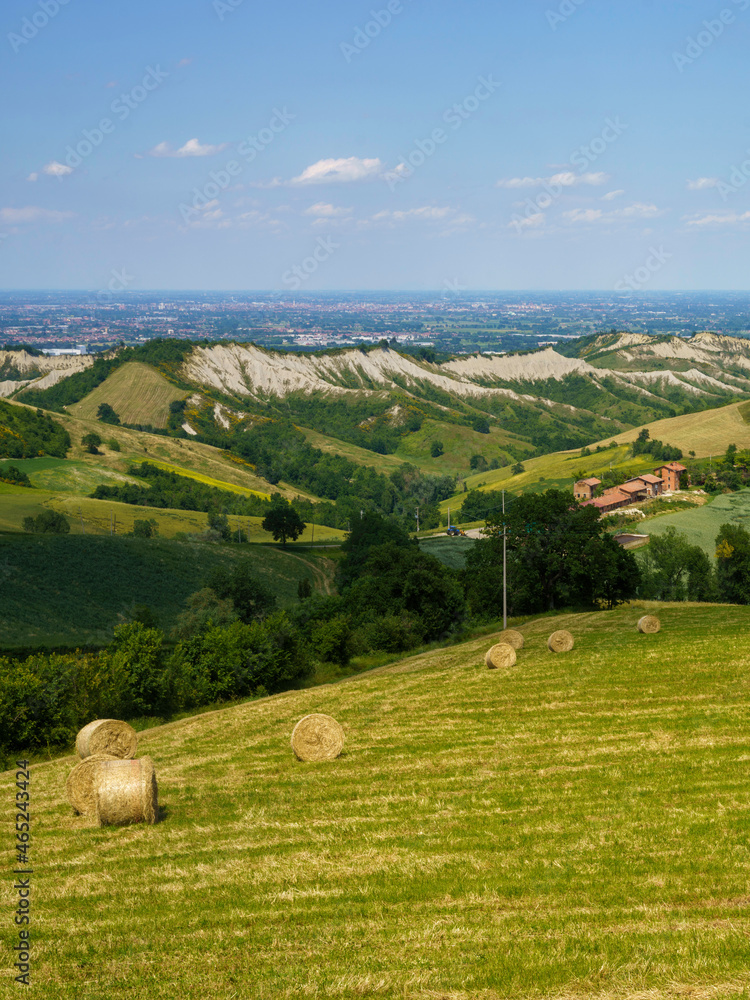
2;0;749;290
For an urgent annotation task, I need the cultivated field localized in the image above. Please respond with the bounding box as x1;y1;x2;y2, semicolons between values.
0;533;335;648
644;488;750;557
68;362;189;428
7;601;750;997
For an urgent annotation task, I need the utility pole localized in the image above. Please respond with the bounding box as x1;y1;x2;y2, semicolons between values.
502;490;507;630
415;506;419;533
447;506;450;530
311;514;315;548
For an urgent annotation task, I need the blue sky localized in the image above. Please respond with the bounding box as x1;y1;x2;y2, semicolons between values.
1;0;749;290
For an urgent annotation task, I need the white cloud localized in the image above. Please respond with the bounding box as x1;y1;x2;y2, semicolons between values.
29;161;74;181
509;212;546;230
563;208;603;223
0;206;73;224
303;202;352;218
497;171;607;189
687;177;719;191
373;206;454;222
149;138;229;158
563;202;663;224
291;157;383;185
684;211;750;227
602;189;625;201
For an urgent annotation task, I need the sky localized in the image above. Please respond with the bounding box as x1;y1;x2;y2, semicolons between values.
1;0;749;291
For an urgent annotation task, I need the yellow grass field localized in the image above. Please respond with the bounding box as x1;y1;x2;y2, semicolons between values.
69;362;189;428
588;399;750;457
144;460;271;499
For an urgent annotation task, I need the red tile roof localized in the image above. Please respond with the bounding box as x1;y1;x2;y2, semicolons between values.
639;474;663;483
620;483;646;494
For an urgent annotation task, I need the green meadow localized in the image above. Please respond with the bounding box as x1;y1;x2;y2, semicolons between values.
6;601;750;998
644;489;750;559
0;534;333;649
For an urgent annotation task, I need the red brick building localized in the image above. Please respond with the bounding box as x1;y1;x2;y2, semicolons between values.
655;462;687;492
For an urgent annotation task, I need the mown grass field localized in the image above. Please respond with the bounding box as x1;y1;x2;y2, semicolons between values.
589;399;750;458
644;489;750;558
396;417;534;476
68;361;189;428
0;533;333;648
6;601;750;998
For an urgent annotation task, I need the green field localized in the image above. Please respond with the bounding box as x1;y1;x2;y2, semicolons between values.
419;534;476;570
0;456;140;493
7;601;750;997
644;489;750;558
68;361;189;428
0;534;334;649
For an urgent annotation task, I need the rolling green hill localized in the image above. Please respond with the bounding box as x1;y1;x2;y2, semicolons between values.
0;533;333;649
7;600;750;997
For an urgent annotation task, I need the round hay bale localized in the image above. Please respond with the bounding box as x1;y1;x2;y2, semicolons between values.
291;714;345;762
637;615;661;634
485;643;517;670
498;629;524;650
548;630;574;653
94;757;158;827
76;719;137;760
66;753;118;815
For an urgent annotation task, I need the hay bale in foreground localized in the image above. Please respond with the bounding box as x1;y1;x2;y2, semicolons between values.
637;615;661;634
76;719;137;760
95;757;158;826
485;643;517;670
291;714;345;762
497;629;524;650
66;753;117;815
548;630;574;653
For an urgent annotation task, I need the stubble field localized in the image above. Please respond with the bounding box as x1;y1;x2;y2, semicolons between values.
5;602;750;998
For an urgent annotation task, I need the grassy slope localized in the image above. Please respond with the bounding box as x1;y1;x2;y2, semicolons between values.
68;361;189;428
440;401;750;509
7;601;750;998
588;399;750;457
0;534;334;648
643;488;750;558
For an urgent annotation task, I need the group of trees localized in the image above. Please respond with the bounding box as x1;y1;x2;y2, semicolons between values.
90;452;454;535
463;489;639;619
0;401;70;459
630;429;683;463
